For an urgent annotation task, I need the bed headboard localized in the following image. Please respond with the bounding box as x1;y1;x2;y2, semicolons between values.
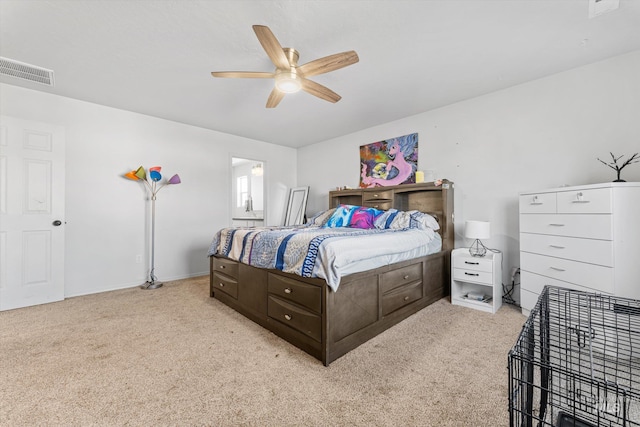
328;180;454;252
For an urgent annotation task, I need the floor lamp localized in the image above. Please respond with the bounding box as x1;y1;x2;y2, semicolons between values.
125;166;181;289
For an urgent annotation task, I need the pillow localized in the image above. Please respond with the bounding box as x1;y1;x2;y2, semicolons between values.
375;209;440;231
324;204;383;229
306;208;336;227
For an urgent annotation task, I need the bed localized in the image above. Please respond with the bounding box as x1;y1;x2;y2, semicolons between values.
208;181;454;366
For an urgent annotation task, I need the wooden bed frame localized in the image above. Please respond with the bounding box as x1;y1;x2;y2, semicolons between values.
210;181;454;366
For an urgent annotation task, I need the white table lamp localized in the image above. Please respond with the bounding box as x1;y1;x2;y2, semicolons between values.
465;220;490;257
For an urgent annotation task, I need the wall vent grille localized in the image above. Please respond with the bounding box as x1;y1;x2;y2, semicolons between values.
0;57;54;86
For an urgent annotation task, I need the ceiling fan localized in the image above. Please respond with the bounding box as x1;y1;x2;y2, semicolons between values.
211;25;359;108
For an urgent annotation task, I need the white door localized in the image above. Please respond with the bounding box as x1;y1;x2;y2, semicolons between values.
0;116;65;311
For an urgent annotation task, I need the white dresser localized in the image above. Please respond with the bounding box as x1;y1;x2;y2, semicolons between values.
519;182;640;315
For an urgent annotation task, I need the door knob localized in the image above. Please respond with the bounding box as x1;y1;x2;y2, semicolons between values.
52;220;62;226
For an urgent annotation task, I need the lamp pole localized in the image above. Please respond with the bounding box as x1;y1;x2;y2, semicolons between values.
124;166;181;290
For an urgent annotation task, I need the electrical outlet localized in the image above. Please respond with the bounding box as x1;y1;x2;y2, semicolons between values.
136;254;142;264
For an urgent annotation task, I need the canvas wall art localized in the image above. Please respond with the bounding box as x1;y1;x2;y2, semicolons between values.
359;132;418;188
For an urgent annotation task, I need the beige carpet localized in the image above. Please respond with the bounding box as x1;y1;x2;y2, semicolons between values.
0;276;526;426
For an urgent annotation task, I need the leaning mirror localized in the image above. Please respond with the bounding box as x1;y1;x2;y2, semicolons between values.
231;157;264;227
284;186;309;226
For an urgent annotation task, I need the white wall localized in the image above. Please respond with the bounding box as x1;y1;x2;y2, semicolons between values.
298;50;640;302
0;83;297;297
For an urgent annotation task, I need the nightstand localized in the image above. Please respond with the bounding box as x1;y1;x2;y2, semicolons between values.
451;248;502;314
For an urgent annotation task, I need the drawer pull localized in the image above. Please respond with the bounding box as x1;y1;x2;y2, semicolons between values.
220;265;226;269
373;194;379;198
284;314;292;321
403;275;410;280
284;287;292;294
219;282;225;287
373;205;379;209
530;195;542;205
464;261;479;265
572;192;590;203
549;223;565;227
549;245;565;249
550;267;566;272
403;296;410;301
464;272;479;277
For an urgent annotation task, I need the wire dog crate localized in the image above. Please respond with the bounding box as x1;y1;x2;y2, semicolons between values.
509;286;640;427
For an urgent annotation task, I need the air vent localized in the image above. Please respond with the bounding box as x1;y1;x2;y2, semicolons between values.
0;57;54;86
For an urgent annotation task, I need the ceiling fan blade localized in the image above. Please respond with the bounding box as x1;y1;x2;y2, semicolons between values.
253;25;290;70
300;78;341;103
298;51;359;77
266;87;285;108
211;71;274;79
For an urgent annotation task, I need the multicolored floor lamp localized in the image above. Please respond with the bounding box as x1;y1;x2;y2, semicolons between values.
125;166;181;289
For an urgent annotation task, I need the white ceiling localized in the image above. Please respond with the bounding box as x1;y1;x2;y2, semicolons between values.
1;0;640;148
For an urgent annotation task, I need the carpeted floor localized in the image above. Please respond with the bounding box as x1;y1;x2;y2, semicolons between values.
0;276;526;426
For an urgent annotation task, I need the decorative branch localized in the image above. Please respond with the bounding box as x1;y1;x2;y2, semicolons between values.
597;152;639;181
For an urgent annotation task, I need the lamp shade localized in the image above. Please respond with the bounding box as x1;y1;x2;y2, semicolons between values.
465;220;490;240
149;170;162;182
124;171;140;180
134;166;146;180
167;174;181;185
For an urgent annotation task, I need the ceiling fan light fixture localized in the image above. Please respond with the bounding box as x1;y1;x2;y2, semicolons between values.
275;71;302;93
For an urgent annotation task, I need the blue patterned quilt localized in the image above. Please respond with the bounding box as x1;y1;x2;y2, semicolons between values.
209;225;387;274
208;225;439;291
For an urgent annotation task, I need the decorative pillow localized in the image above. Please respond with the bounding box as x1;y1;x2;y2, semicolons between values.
306;208;336;227
375;209;439;231
324;204;383;229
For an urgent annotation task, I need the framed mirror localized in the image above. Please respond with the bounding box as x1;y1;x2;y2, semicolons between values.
284;186;309;226
231;157;264;227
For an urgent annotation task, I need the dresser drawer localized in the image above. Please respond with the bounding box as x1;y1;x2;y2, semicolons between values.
363;189;393;202
519;193;557;214
452;253;493;272
212;257;239;279
267;296;321;342
382;281;422;316
521;270;608;298
380;263;422;294
520;233;613;267
268;273;321;313
556;188;612;214
519;214;613;240
212;271;239;299
520;270;611;313
453;268;493;285
521;252;614;294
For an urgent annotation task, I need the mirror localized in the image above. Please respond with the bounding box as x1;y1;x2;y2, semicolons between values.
231;157;264;226
284;186;309;226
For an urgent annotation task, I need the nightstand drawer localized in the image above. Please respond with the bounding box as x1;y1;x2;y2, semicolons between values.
520;233;613;267
521;252;614;294
453;268;493;285
519;214;613;240
452;254;493;272
519;193;557;214
557;188;612;214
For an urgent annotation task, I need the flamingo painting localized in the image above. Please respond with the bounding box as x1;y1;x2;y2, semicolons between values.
360;133;418;188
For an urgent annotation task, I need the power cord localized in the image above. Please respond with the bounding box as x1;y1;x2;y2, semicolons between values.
483;245;520;307
502;267;520;306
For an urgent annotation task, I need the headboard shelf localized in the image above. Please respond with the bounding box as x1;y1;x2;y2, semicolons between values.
329;180;454;252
